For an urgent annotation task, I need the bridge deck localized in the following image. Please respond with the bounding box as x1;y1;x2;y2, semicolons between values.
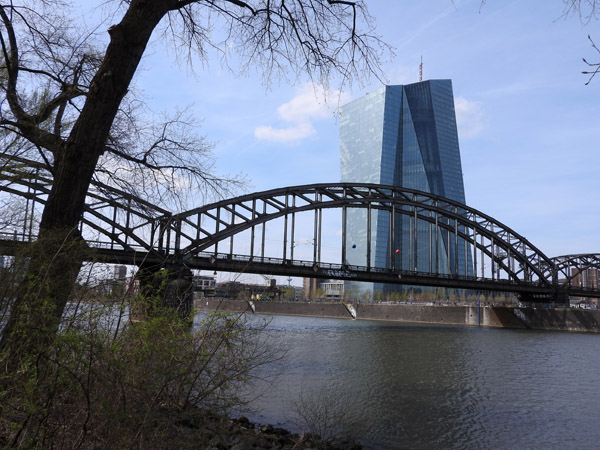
2;239;597;300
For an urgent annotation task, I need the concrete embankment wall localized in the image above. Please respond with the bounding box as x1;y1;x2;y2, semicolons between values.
195;299;600;333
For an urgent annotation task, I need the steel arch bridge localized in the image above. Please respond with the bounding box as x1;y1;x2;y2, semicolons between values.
1;155;600;302
550;254;600;289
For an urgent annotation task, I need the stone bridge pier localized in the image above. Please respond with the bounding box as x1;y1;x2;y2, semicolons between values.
133;261;194;322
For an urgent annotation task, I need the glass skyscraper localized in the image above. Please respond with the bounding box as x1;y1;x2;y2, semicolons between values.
339;80;473;298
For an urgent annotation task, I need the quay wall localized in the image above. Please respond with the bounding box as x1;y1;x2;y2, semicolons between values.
195;299;600;333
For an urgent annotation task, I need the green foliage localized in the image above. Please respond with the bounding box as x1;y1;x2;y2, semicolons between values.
0;261;278;449
360;290;372;301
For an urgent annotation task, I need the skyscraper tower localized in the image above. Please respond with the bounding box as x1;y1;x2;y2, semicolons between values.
339;79;473;297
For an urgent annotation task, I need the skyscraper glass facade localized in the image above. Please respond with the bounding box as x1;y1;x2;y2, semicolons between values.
339;80;473;297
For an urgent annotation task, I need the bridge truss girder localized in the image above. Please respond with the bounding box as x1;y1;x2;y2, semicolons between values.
2;155;599;300
0;154;171;259
550;254;600;291
168;184;556;290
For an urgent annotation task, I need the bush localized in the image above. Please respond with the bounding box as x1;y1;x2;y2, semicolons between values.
0;266;278;449
287;382;365;448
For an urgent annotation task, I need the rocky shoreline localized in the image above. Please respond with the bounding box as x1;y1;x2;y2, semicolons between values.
147;408;362;449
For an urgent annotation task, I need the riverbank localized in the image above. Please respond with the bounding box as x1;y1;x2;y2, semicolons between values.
195;299;600;333
143;408;361;450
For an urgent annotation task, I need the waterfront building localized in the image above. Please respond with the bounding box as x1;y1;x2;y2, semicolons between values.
570;268;599;306
192;274;217;296
339;79;473;297
303;278;318;299
319;279;345;298
303;278;344;299
213;280;282;300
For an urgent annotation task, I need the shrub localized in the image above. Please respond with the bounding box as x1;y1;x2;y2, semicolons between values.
0;264;278;449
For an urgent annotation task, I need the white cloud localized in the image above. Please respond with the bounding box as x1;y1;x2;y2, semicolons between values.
254;84;349;143
277;86;333;123
454;96;485;139
254;122;316;143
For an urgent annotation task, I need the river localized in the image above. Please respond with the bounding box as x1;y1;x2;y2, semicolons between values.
233;314;600;449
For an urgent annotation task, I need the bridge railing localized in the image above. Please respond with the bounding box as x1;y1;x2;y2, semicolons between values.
192;251;537;288
0;231;30;242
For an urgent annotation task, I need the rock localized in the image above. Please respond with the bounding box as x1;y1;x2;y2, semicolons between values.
326;438;363;450
260;424;274;434
135;406;362;450
175;414;200;429
208;434;229;449
276;435;294;448
236;415;252;428
231;443;258;450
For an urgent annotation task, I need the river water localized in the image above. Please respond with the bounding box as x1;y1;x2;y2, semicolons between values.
235;314;600;449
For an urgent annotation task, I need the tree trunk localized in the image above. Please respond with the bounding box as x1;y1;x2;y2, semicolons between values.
0;229;89;364
0;0;176;359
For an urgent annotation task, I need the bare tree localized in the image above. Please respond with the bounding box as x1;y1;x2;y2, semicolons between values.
561;0;600;24
583;35;600;84
0;0;387;358
559;1;600;83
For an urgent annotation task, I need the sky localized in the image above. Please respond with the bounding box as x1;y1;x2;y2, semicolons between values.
76;1;600;274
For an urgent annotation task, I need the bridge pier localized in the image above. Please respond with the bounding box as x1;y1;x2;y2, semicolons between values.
517;291;570;307
133;262;194;322
555;290;571;308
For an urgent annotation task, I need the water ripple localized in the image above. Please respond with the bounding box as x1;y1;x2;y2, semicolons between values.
244;315;600;449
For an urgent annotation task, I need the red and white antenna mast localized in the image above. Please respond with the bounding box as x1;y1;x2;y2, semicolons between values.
419;56;423;82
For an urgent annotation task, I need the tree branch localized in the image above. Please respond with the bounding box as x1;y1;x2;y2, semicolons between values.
583;35;600;84
0;5;31;124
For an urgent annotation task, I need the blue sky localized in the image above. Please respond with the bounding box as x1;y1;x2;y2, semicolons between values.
82;1;600;263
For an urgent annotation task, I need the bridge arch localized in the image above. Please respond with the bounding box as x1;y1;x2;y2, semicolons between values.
168;183;555;288
551;254;600;289
0;155;171;259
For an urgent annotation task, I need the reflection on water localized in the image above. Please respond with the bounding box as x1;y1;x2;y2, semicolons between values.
239;314;600;450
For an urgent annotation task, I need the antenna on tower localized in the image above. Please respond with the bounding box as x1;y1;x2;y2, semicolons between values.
419;56;423;82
